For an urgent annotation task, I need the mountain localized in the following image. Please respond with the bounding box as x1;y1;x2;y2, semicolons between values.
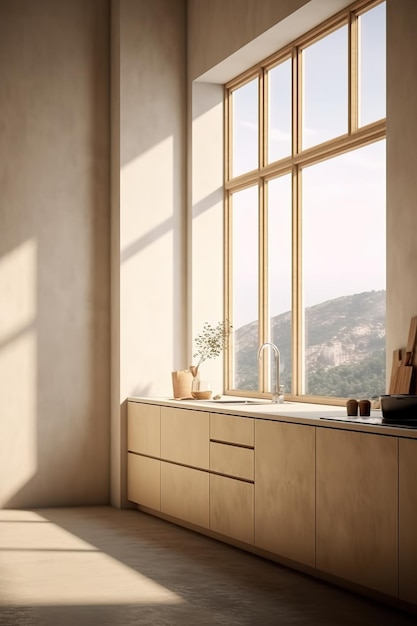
234;289;386;398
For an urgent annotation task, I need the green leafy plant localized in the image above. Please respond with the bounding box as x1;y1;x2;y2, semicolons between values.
191;320;233;375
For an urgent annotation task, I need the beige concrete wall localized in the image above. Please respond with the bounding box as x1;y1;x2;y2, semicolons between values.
386;0;417;368
111;0;186;506
0;0;110;507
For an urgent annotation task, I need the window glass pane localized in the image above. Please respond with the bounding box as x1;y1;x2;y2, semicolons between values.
358;2;386;127
302;140;386;398
268;59;292;163
268;175;292;394
232;78;259;177
302;26;348;149
232;186;258;390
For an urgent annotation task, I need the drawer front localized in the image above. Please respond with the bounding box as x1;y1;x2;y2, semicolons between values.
161;407;209;469
210;413;254;446
127;452;160;511
161;461;209;529
128;402;160;457
210;442;254;481
210;474;254;545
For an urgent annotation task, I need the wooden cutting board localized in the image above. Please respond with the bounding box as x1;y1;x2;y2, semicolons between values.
389;348;402;394
391;316;417;394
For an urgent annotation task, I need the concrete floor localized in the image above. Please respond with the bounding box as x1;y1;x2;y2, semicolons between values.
0;506;416;626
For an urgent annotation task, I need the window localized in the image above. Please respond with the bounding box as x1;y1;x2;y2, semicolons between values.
225;0;386;403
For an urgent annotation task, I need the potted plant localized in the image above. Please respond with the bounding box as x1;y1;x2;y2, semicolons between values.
171;320;232;400
189;320;232;399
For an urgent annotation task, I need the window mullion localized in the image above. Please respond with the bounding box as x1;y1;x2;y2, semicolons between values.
258;67;269;393
258;180;269;393
293;42;302;397
224;190;233;392
260;69;266;170
224;86;233;391
292;165;303;397
349;9;359;133
225;85;232;182
294;46;302;156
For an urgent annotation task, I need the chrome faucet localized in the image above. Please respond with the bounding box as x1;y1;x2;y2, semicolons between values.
257;342;283;403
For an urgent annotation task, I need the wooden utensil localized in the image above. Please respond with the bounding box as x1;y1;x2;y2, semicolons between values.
391;316;417;394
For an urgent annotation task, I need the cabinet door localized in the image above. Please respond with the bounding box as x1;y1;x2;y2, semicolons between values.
160;461;209;529
161;407;209;469
128;402;160;457
127;452;160;511
255;420;315;567
316;428;398;597
399;438;417;604
210;474;254;545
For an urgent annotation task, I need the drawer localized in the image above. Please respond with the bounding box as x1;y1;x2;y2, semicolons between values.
210;441;254;481
210;413;254;446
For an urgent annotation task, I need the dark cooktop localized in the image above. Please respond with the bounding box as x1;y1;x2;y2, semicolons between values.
320;416;417;429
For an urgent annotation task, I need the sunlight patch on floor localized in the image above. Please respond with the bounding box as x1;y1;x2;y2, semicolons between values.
0;511;183;607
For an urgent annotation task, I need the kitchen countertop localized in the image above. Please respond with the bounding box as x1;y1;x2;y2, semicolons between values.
127;396;417;439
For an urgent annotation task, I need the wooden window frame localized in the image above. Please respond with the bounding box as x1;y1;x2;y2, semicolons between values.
223;0;386;404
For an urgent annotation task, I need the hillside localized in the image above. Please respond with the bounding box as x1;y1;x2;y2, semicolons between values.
235;290;386;398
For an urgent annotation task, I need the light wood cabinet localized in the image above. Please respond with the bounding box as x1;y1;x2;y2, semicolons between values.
255;420;315;567
316;428;398;597
210;474;254;544
126;400;417;609
127;402;160;457
161;406;209;469
127;452;160;510
160;461;209;529
399;438;417;604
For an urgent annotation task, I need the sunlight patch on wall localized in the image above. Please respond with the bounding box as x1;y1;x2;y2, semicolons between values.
119;136;177;398
192;83;223;208
120;136;174;251
0;240;37;504
0;240;37;343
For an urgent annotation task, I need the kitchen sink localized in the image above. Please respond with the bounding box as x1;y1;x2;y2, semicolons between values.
208;399;273;405
206;400;273;406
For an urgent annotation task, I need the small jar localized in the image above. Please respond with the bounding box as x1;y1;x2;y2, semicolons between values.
358;399;371;417
346;399;358;416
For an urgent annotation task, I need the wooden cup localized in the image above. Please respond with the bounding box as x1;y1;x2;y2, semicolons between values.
346;399;358;416
359;399;371;417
